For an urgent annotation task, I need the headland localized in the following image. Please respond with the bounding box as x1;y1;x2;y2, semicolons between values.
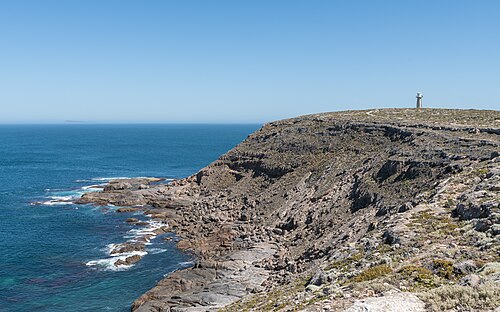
78;108;500;311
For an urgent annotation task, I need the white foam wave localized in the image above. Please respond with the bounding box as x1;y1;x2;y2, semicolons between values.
105;243;118;254
49;195;74;201
41;200;74;206
148;248;167;254
91;177;131;181
78;176;173;183
127;220;167;243
86;220;168;271
179;261;195;266
39;176;175;270
162;261;194;275
38;183;107;206
81;184;106;190
86;250;147;271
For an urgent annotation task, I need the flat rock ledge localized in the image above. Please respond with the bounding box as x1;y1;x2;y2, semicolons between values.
345;291;426;312
133;243;277;312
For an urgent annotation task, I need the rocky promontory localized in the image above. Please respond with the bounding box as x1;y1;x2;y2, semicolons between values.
79;109;499;311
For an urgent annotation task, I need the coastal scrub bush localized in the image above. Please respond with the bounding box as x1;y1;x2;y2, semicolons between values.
476;168;489;176
398;265;437;289
352;264;392;283
419;282;500;311
436;219;459;236
431;259;455;279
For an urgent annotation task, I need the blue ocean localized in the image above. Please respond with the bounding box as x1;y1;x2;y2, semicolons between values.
0;124;259;312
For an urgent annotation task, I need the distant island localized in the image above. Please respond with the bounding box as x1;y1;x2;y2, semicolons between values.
64;120;86;123
78;108;500;311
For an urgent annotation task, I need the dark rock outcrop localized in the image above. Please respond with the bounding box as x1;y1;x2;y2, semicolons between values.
114;255;142;266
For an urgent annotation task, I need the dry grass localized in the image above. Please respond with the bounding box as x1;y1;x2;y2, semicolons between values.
352;265;392;283
398;265;438;289
431;259;456;280
419;282;500;311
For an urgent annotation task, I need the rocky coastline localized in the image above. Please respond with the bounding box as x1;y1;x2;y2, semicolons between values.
78;109;499;311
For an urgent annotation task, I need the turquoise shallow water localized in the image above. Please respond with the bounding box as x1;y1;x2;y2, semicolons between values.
0;124;259;312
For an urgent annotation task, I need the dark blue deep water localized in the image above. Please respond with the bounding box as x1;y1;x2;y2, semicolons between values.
0;124;259;312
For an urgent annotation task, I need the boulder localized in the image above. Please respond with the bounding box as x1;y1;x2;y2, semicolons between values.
478;262;500;276
453;260;477;275
110;243;145;255
309;269;327;286
105;182;133;191
376;206;392;216
116;207;137;213
474;219;491;232
490;224;500;236
114;255;142;266
383;230;400;245
376;160;404;181
398;202;413;213
459;274;481;287
305;284;321;292
453;201;492;220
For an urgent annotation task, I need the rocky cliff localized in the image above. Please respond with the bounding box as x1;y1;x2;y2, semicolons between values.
79;108;500;311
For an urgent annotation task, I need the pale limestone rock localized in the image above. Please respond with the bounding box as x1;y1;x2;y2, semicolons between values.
345;291;425;312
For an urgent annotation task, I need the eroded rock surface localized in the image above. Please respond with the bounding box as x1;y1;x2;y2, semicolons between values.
345;291;426;312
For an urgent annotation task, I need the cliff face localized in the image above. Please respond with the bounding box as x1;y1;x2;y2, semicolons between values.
80;109;500;311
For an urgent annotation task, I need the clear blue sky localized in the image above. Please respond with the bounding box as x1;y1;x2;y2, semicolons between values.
0;0;498;123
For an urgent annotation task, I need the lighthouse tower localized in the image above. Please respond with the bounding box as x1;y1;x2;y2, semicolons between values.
416;92;423;109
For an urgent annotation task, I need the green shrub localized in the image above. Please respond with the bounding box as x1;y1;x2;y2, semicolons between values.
398;265;437;288
431;259;455;279
352;265;392;282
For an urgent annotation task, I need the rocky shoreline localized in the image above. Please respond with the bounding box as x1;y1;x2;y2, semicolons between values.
78;177;278;309
75;178;173;270
78;109;499;311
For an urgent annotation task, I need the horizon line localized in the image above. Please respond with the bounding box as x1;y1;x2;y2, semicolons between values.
0;122;265;125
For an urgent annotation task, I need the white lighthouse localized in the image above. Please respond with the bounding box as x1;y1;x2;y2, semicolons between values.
416;92;423;109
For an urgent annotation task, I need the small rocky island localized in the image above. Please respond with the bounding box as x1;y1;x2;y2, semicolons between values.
79;109;499;311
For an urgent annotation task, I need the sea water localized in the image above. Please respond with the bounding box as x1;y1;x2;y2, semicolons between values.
0;124;259;312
